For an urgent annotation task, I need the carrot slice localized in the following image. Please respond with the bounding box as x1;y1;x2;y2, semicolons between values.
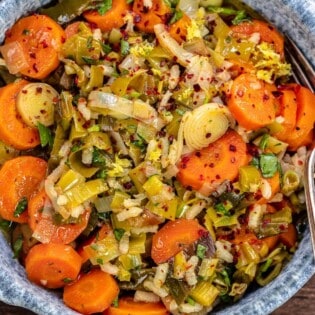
177;130;249;192
0;80;40;150
0;156;47;223
104;296;169;315
4;14;65;79
273;89;298;141
231;19;284;57
279;223;297;249
63;269;119;314
228;73;277;130
284;85;315;150
133;0;171;33
28;189;91;244
25;243;82;289
151;218;206;264
169;14;191;43
83;0;130;32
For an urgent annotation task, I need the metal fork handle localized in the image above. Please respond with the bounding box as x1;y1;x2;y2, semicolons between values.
305;149;315;255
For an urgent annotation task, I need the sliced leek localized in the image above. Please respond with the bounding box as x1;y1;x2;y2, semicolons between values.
181;103;235;150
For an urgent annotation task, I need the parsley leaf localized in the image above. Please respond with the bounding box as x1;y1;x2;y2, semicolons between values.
14;197;28;218
100;41;112;54
37;122;53;148
114;228;125;241
98;0;112;15
259;153;279;178
62;277;73;284
120;39;130;56
13;235;23;259
170;9;183;24
259;134;269;150
214;203;230;216
81;56;98;65
196;244;207;259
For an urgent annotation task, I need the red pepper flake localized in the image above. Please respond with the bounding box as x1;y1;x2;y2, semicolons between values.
215;174;221;179
195;151;201;157
36;87;43;94
40;40;49;48
229;144;236;152
198;229;209;238
199;174;204;181
32;63;39;73
205;133;211;139
29;52;36;59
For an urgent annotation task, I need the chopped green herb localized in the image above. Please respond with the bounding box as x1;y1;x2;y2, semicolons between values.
126;0;134;3
232;10;251;25
260;258;273;273
100;42;112;54
71;143;82;152
92;147;108;167
132;134;146;152
114;228;125;241
259;153;279;178
120;39;130;56
37;122;54;148
259;134;269;151
22;29;30;35
14;197;28;218
0;220;12;233
96;258;104;265
214;203;230;216
250;157;260;168
81;56;98;65
98;0;112;15
196;244;207;259
13;235;23;259
220;269;231;286
170;9;183;24
97;211;110;221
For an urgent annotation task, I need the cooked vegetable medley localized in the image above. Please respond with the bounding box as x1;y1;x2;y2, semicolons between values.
0;0;314;314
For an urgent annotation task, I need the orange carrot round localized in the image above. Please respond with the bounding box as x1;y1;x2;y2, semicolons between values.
231;19;284;57
25;243;82;289
133;0;171;33
63;269;119;314
0;156;47;223
228;73;277;130
272;89;298;141
83;0;130;32
169;14;191;43
4;14;65;79
104;296;169;315
151;218;206;264
283;85;315;150
177;130;249;192
0;80;40;150
28;189;91;244
279;223;297;249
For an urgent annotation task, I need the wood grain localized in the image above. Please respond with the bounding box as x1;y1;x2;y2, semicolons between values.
0;275;315;314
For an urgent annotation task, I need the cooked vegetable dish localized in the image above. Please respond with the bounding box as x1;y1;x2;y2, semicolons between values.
0;0;314;314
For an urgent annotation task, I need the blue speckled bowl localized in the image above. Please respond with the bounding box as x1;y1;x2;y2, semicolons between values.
0;1;314;314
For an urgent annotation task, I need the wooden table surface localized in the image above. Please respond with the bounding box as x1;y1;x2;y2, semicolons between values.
0;275;315;314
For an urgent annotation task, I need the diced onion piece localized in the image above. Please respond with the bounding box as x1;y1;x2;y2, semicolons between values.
0;41;29;74
182;103;234;150
17;83;58;127
154;24;195;67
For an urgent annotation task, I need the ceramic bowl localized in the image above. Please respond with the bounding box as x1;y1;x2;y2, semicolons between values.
0;1;314;314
